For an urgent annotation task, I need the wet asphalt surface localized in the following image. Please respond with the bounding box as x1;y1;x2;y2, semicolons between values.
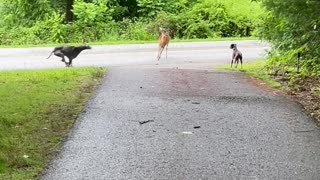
7;40;318;179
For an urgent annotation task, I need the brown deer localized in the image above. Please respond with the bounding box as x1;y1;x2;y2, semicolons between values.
157;28;170;61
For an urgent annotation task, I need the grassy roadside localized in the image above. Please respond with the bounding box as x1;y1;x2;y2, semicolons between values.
216;60;282;88
0;67;107;179
0;37;257;48
216;60;320;126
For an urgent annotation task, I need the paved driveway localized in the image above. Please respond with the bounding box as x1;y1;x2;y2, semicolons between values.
38;41;320;180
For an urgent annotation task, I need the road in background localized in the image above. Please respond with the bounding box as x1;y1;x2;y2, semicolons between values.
0;40;269;70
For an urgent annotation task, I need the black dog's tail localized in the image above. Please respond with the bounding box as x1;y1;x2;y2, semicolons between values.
46;51;54;59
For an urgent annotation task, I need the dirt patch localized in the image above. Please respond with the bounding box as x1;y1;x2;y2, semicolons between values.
286;76;320;126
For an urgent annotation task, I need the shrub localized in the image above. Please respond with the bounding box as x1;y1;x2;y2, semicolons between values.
146;12;179;38
145;0;262;40
0;0;264;46
120;19;156;40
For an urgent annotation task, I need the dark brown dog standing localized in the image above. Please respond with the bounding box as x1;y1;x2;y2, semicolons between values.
230;44;242;68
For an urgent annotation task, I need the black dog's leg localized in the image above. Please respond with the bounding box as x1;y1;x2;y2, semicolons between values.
53;51;66;62
61;57;69;67
67;58;73;67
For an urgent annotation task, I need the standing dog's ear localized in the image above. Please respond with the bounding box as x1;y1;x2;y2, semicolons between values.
230;44;236;49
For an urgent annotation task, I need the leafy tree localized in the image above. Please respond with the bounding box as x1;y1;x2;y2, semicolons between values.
66;0;74;22
258;0;320;73
118;0;139;19
136;0;191;18
175;0;263;38
137;0;166;18
0;0;265;45
0;0;53;27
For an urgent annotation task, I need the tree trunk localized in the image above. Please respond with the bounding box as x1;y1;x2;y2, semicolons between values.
66;0;74;23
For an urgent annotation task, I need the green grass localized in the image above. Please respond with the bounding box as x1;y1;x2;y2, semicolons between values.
0;37;257;48
0;67;107;179
216;60;282;88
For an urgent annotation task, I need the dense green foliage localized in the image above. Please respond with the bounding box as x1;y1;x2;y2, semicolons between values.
258;0;320;74
0;0;318;73
0;0;263;45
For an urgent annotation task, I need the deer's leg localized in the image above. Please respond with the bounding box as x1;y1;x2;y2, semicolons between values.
157;46;164;61
231;59;234;68
165;45;168;60
157;47;161;60
240;57;243;68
